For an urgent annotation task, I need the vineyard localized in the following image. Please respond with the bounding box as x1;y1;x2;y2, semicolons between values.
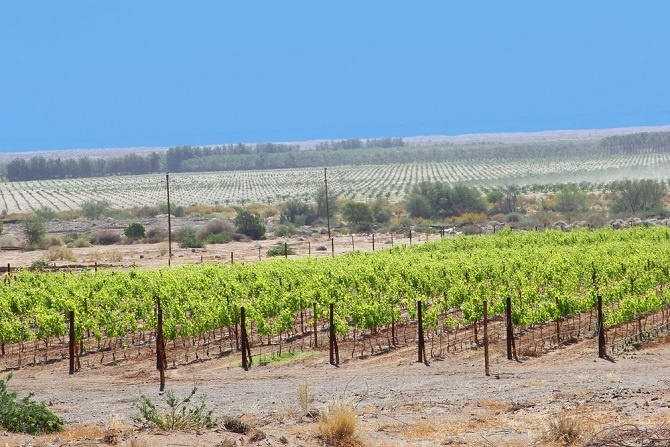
2;151;670;213
1;226;670;373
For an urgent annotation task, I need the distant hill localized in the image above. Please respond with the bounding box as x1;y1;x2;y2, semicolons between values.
1;124;669;164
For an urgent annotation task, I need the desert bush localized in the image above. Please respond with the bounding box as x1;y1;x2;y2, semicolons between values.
317;401;358;446
267;244;296;257
133;386;215;431
41;234;64;248
68;236;93;248
296;382;315;413
275;223;299;237
0;373;63;434
460;224;482;235
176;227;204;248
34;206;59;220
23;215;46;246
45;246;76;262
145;228;167;243
94;230;121;245
203;233;231;244
235;209;266;240
541;410;593;446
196;218;233;240
124;222;146;240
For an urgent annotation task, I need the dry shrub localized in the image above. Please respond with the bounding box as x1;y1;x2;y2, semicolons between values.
94;230;121;245
45;246;76;262
541;410;594;446
41;234;64;248
57;424;105;441
196;218;234;239
185;204;215;216
68;235;92;248
91;250;124;262
317;401;359;446
297;381;315;412
158;242;169;256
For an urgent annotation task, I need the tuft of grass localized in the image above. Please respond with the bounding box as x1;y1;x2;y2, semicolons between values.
541;410;594;446
45;246;76;262
297;381;315;413
317;401;360;446
133;386;216;431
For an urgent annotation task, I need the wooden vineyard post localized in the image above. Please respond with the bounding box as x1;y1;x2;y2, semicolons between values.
69;310;75;375
308;242;311;257
372;233;375;251
156;299;166;392
417;300;426;364
241;306;252;370
555;296;561;344
351;235;355;251
94;262;97;273
409;228;412;245
506;296;515;360
313;302;318;348
329;303;339;366
483;300;490;377
597;295;606;358
284;242;288;259
331;238;335;257
258;247;261;260
230;252;234;264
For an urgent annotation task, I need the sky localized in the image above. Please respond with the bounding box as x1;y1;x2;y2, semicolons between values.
1;1;670;152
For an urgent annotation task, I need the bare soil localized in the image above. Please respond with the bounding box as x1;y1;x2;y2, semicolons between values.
2;334;670;447
2;223;670;446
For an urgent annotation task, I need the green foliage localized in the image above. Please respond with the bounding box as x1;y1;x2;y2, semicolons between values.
23;214;46;246
610;179;667;216
267;244;296;257
177;227;204;248
406;182;486;219
0;373;63;434
549;186;591;213
341;201;374;232
203;233;231;244
234;209;266;239
158;202;185;217
34;206;58;220
133;386;215;431
81;200;111;220
280;200;317;225
124;222;146;240
371;198;392;223
275;223;299;237
315;186;338;219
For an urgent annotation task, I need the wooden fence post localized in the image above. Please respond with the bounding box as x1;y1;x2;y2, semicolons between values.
417;300;426;363
506;296;514;360
156;299;166;392
484;300;489;377
69;310;75;375
597;295;606;358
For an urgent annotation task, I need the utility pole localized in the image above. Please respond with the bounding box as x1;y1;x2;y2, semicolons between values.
166;172;172;266
324;168;331;239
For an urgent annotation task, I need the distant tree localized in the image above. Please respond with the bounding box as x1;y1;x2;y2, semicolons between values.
501;185;519;214
315;186;339;219
371;198;392;223
280;200;317;226
341;201;374;232
124;222;146;240
405;194;433;219
34;206;58;220
610;179;667;216
81;200;110;220
23;215;46;246
234;209;266;239
552;186;590;213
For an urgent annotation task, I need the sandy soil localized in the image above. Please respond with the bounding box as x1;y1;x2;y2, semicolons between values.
2;223;670;446
2;333;670;447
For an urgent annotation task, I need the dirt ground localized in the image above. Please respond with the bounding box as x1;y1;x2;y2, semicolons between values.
2;223;670;446
2;334;670;447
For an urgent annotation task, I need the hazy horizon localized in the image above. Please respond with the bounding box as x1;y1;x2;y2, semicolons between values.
2;2;669;152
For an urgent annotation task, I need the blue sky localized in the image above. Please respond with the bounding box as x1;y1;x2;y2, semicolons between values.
1;1;669;152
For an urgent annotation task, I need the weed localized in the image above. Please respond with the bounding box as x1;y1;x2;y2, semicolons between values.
133;386;216;431
0;373;64;434
317;400;359;446
297;381;315;413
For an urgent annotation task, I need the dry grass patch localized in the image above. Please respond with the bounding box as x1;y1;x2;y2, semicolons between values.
539;409;595;446
317;401;362;446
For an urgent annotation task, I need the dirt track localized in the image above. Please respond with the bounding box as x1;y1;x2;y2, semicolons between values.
3;331;670;446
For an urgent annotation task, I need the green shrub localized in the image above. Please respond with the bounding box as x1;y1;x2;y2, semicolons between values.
275;223;299;237
0;373;63;434
203;233;231;244
133;386;215;431
267;244;296;257
94;230;121;245
124;222;146;240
